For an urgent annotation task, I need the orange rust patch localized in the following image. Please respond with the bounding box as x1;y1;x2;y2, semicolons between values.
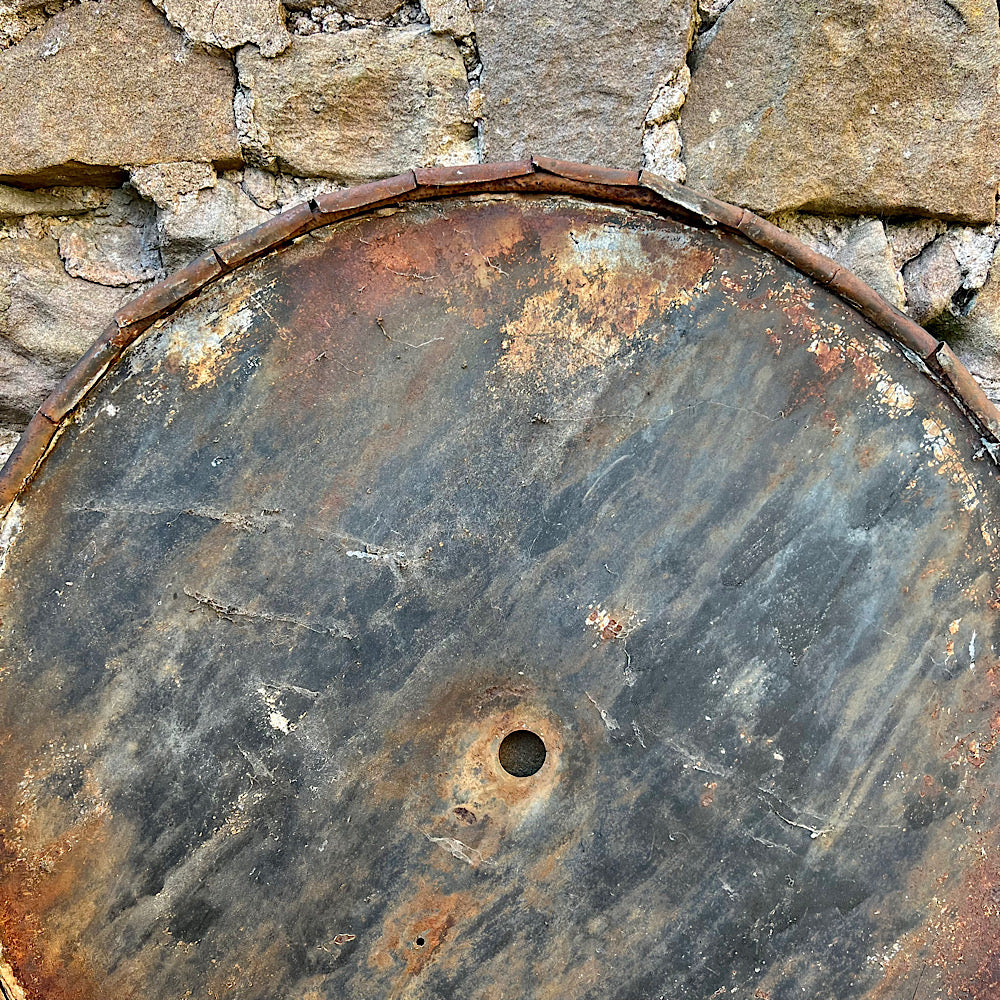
869;836;1000;999
0;722;119;1000
808;339;845;375
0;807;110;1000
496;225;715;381
369;882;474;979
585;604;643;644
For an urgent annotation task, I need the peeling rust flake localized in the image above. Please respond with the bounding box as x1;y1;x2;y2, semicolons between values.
1;187;1000;999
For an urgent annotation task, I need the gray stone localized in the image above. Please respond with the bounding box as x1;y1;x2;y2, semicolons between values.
902;236;965;327
774;214;904;310
128;162;217;211
643;122;685;183
0;232;130;422
902;228;999;328
835;221;905;312
886;220;947;272
157;178;270;271
0;0;242;187
0;426;19;466
152;0;290;56
475;0;696;166
0;337;65;426
57;188;162;287
934;245;1000;407
240;168;344;211
235;28;476;182
697;0;731;26
681;0;1000;222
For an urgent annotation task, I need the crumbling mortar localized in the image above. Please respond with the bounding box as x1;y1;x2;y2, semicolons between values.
287;0;427;34
642;0;696;184
456;33;483;159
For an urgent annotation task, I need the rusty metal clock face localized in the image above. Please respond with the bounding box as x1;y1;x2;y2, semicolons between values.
2;192;1000;1000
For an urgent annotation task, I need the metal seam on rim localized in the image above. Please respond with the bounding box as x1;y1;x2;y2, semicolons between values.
0;158;990;518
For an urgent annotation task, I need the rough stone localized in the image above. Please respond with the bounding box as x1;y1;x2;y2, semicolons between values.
333;0;408;20
0;183;109;219
0;426;19;466
157;178;270;271
774;214;904;310
643;122;685;183
0;0;242;187
57;188;162;287
423;0;472;36
235;28;476;182
241;169;346;211
933;245;1000;406
902;228;999;328
902;237;965;327
681;0;1000;222
886;219;947;273
0;337;66;426
643;64;690;183
128;162;217;211
474;0;696;165
0;0;73;50
0;232;130;422
697;0;731;26
285;0;419;26
152;0;290;56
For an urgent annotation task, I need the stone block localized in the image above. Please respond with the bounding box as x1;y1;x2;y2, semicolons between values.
681;0;1000;222
235;28;476;182
0;0;242;187
153;0;290;56
474;0;696;166
0;233;131;422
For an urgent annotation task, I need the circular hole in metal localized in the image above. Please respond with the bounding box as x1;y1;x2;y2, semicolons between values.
415;936;426;948
498;729;546;777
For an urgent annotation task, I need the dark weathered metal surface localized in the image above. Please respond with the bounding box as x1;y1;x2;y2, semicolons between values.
2;189;1000;1000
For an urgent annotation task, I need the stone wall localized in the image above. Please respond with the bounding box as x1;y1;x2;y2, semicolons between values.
1;0;998;464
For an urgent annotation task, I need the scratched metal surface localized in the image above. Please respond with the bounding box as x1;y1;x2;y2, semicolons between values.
2;194;1000;999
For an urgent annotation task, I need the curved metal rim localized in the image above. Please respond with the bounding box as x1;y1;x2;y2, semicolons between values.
1;155;995;516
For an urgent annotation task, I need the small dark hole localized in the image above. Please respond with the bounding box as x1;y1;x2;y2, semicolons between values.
498;730;546;777
415;936;425;947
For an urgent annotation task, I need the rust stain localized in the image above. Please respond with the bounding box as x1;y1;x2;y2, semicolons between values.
368;882;474;980
584;604;644;645
0;715;117;1000
868;836;1000;999
148;282;265;390
496;225;714;380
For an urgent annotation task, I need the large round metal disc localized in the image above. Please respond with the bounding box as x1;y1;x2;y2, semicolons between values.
2;192;1000;999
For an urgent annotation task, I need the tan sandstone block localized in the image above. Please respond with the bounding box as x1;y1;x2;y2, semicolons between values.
0;0;242;186
681;0;1000;222
235;29;477;182
153;0;290;57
